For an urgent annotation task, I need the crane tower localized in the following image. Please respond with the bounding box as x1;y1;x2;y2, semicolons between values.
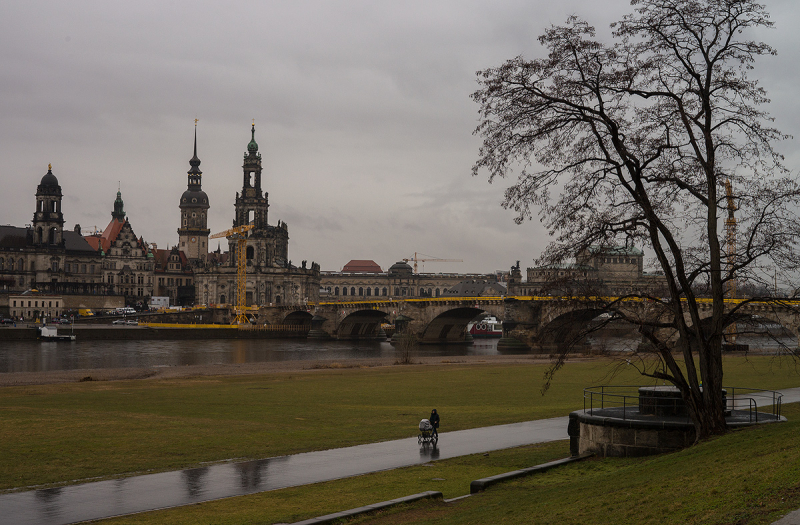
210;224;254;324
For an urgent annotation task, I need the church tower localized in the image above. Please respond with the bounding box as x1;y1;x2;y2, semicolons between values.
33;164;65;246
234;123;269;229
178;123;210;260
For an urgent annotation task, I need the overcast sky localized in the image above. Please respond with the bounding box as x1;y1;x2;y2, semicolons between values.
1;0;798;274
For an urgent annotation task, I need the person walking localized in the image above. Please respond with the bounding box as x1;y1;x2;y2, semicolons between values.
429;409;440;437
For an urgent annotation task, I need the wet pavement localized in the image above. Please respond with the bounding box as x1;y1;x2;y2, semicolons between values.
4;387;798;525
0;417;569;525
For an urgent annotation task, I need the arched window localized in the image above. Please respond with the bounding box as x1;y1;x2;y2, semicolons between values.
36;227;43;243
220;294;226;304
17;258;24;271
382;287;387;296
395;287;400;296
246;246;254;260
366;287;371;296
334;286;339;296
401;288;407;296
375;287;380;296
275;295;281;305
435;288;440;297
350;287;356;296
342;287;347;296
358;287;363;296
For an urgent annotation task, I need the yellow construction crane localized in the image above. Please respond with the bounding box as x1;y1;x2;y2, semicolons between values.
403;252;463;273
210;224;255;324
725;179;737;300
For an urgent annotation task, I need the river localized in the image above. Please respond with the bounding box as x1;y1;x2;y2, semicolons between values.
0;337;509;374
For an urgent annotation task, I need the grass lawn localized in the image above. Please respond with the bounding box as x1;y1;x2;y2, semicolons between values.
100;403;800;524
1;354;798;494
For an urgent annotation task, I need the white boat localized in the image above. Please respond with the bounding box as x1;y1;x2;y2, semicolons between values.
39;325;76;341
467;316;503;338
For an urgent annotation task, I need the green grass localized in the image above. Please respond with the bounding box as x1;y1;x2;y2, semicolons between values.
1;354;798;494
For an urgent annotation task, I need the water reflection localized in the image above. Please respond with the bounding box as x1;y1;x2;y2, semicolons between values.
420;443;440;460
0;338;512;374
181;467;209;498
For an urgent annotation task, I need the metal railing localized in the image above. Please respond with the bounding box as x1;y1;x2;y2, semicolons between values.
582;385;782;423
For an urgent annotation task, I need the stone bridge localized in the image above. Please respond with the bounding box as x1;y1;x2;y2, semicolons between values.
257;298;505;343
256;296;800;347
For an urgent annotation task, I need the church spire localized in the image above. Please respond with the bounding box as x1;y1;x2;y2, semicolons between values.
188;120;202;188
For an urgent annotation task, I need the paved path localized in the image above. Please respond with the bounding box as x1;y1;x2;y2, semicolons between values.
0;418;569;525
4;387;799;525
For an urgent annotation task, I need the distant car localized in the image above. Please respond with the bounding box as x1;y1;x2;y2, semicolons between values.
112;319;126;325
126;320;138;326
0;318;13;325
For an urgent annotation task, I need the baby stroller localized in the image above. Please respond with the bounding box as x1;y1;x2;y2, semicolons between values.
418;418;438;445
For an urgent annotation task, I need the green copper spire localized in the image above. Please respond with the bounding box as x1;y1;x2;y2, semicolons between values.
112;189;126;221
247;122;258;153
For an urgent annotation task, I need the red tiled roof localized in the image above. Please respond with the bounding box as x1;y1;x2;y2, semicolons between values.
342;260;383;273
84;219;125;252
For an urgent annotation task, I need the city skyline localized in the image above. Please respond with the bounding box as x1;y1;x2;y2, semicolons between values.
1;0;798;274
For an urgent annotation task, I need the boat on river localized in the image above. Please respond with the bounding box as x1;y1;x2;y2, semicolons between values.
38;325;76;341
468;316;502;338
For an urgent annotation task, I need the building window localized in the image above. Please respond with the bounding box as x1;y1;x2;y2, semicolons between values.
51;261;58;272
334;287;339;296
366;287;371;296
351;287;356;296
342;287;347;296
382;288;387;296
359;287;364;296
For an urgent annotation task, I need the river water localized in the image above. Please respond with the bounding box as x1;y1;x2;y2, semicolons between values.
0;329;793;374
0;337;509;374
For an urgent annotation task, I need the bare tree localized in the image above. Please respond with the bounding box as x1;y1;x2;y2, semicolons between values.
472;0;800;440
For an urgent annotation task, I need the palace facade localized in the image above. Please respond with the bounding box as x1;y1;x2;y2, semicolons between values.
319;260;501;300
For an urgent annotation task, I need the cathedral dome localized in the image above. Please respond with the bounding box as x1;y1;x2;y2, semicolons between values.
388;261;413;277
180;189;210;208
39;165;59;188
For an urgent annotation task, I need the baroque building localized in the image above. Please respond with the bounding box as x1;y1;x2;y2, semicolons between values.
508;246;667;297
319;260;502;300
84;190;155;304
192;124;320;306
0;165;118;318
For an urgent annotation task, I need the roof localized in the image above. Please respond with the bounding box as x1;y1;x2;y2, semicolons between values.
585;246;643;256
342;260;383;273
0;226;29;249
441;280;507;297
0;225;95;253
84;218;125;252
153;248;191;273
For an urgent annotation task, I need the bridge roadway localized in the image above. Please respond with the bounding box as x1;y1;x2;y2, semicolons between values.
5;387;800;525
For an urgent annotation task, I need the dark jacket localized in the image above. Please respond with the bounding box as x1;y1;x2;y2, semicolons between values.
430;411;440;429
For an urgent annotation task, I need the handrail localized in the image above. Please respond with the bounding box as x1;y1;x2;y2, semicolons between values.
582;385;782;423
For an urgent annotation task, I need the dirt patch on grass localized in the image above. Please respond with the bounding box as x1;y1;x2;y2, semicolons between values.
0;354;558;387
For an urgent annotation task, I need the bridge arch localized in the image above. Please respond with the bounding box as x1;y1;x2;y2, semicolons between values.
418;306;485;344
336;308;390;340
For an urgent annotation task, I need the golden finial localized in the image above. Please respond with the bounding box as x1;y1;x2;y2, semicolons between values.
48;163;52;171
252;118;255;126
194;118;199;126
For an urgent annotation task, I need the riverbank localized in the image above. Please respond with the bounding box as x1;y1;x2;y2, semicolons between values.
0;354;557;387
